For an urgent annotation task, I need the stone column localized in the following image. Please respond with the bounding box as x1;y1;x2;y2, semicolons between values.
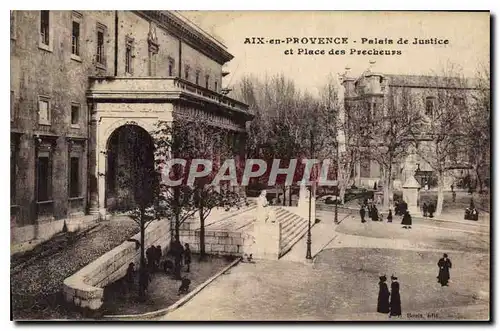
402;175;421;215
97;148;107;219
87;105;99;216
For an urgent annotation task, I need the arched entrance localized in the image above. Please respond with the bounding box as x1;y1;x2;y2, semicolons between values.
105;124;156;212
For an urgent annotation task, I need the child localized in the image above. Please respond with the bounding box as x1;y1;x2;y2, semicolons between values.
387;209;393;223
178;277;191;295
184;243;192;272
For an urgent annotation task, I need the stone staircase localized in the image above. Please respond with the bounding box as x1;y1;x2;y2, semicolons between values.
276;207;309;258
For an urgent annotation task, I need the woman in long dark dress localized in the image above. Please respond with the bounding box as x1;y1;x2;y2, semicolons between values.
389;275;402;317
437;253;452;286
401;210;412;229
377;275;390;313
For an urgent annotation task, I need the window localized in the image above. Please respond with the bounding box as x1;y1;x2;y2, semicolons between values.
148;51;157;76
96;24;107;67
72;21;80;56
125;45;132;74
10;11;16;40
168;58;175;76
125;36;134;74
71;104;80;126
214;81;218;92
205;75;210;89
69;157;81;198
195;71;200;85
40;11;50;46
184;65;190;80
37;155;51;202
38;97;50;125
425;97;435;116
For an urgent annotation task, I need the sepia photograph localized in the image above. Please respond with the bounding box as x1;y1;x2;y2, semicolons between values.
9;9;491;322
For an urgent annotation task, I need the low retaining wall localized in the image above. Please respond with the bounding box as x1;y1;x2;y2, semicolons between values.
62;219;170;310
179;228;250;256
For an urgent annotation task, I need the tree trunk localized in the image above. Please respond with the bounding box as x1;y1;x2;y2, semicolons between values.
475;166;484;193
383;164;393;211
139;210;146;299
199;204;206;260
436;172;445;216
282;185;287;206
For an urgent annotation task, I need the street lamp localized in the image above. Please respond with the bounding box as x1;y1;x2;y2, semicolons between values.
306;129;314;261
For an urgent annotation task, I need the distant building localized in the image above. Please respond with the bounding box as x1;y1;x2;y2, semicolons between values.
341;65;479;192
10;10;253;245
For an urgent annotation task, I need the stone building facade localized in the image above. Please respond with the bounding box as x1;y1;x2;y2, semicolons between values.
10;10;253;245
341;67;478;191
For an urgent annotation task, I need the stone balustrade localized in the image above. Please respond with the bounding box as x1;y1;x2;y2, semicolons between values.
62;219;170;311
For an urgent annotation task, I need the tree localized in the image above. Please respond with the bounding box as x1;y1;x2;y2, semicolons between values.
113;124;165;299
154;117;242;260
366;85;422;210
411;65;471;216
462;62;490;193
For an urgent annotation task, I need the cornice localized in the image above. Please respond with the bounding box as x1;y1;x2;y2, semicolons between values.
134;11;234;65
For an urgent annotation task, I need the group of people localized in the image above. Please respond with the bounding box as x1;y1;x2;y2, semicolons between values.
377;275;401;318
421;202;436;218
377;254;453;318
359;200;412;229
123;240;193;296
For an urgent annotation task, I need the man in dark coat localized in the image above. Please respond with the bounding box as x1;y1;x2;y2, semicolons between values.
437;253;452;286
360;205;366;223
372;206;379;221
422;202;428;217
377;275;390;314
401;210;412;229
389;275;402;317
146;245;156;273
170;240;184;280
387;209;393;223
428;202;435;218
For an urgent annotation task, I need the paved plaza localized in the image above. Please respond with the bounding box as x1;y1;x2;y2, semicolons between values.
159;211;489;321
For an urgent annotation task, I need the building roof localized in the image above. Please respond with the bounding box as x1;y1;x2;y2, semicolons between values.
384;74;480;89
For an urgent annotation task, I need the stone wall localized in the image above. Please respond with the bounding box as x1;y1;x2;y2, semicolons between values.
179;222;249;257
62;219;170;310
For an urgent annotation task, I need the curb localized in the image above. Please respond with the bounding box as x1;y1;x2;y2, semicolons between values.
317;204;489;228
102;257;242;320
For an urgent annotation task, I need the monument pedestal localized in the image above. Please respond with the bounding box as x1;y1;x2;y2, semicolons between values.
403;175;421;216
253;222;281;260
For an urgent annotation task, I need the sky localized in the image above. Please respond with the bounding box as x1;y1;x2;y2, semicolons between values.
177;11;490;96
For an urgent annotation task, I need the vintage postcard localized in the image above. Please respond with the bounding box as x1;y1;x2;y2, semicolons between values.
10;10;490;321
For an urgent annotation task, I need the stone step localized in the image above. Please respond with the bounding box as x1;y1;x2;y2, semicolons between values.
279;213;299;230
281;215;303;234
280;223;309;255
281;218;308;246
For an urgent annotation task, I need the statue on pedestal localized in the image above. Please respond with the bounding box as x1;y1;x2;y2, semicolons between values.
256;190;276;224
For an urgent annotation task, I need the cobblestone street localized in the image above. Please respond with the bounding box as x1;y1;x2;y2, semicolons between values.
159;213;489;321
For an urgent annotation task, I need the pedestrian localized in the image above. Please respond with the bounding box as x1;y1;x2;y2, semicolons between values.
146;244;156;273
155;245;162;271
389;275;402;317
387;209;393;223
372;205;379;221
125;262;135;292
360;205;366;223
377;275;390;314
428;202;435;218
437;253;452;286
401;210;412;229
184;243;192;272
178;276;191;295
170;239;184;280
422;202;428;217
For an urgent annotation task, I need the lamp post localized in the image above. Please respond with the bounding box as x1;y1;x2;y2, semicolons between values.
334;140;339;224
306;129;314;261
